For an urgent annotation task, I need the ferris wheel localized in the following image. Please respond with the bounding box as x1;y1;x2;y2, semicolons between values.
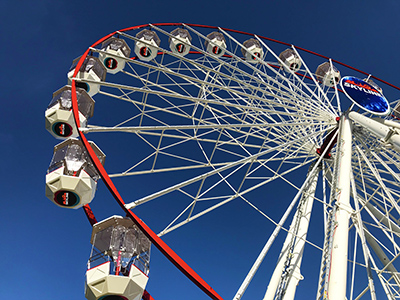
45;23;400;300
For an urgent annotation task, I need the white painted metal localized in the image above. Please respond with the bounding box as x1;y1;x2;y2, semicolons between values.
351;175;377;300
169;28;192;56
233;163;321;300
125;130;326;210
45;166;97;208
98;47;128;74
205;31;226;57
374;118;400;131
241;38;264;63
361;199;400;235
327;115;353;300
364;228;400;286
67;57;105;97
316;196;337;300
349;111;400;151
45;105;87;139
65;25;400;300
263;165;319;300
82;121;326;133
86;215;150;300
85;261;148;300
134;29;160;62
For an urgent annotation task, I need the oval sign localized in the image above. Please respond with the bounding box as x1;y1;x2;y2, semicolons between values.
340;76;390;115
54;190;80;207
53;122;73;137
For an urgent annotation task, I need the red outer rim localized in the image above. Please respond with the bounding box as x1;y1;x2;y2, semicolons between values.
83;204;97;226
142;290;155;300
71;24;224;299
71;23;400;300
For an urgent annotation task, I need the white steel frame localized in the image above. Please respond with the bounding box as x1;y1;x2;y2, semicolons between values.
75;24;400;300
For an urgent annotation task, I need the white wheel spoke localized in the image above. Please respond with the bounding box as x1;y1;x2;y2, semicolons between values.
48;23;400;300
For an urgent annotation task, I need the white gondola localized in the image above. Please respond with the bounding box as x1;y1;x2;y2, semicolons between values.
134;29;161;62
45;85;95;139
393;102;400;120
99;37;131;74
279;48;302;72
363;77;383;94
67;56;106;97
241;38;263;63
85;216;151;300
45;138;105;209
204;31;226;57
169;28;192;56
315;62;341;87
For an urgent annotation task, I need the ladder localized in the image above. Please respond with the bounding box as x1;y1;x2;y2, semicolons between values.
274;163;321;300
316;203;338;300
274;197;306;300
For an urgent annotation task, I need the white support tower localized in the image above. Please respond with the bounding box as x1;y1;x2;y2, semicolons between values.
325;114;353;300
263;164;320;300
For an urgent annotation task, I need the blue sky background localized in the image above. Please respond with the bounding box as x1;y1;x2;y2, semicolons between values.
2;1;400;299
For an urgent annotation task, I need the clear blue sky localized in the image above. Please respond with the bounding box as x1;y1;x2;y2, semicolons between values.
1;1;400;300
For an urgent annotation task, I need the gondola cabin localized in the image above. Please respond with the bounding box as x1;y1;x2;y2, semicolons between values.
169;28;192;56
134;29;161;62
45;85;95;139
241;38;263;63
315;62;341;87
205;32;226;58
45;138;105;209
67;56;106;97
279;48;302;72
99;37;131;74
85;216;151;300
